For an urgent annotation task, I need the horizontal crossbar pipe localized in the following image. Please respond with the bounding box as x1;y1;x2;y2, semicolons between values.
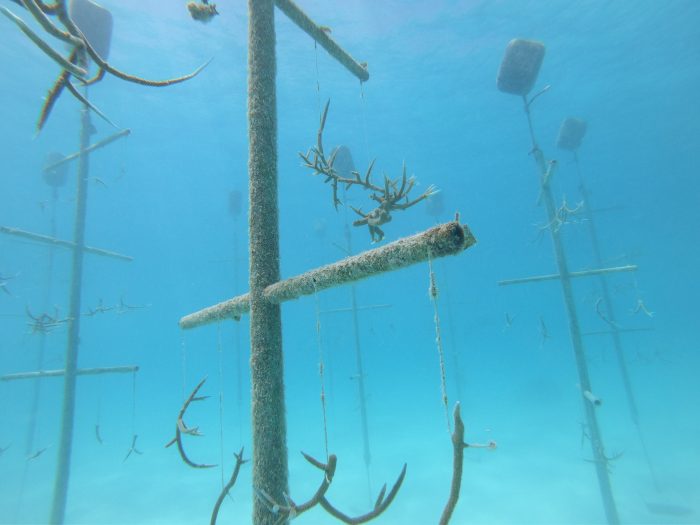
180;221;475;329
497;264;637;286
43;129;131;173
1;365;139;382
274;0;369;82
321;303;392;315
0;225;133;261
583;327;654;337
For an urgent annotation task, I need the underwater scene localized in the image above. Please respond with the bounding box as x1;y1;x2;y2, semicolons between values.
1;0;699;524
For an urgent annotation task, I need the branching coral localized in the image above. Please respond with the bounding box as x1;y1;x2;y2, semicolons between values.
300;100;439;242
2;0;210;131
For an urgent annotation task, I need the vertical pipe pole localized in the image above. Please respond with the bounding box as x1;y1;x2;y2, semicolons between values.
525;102;619;525
344;223;373;500
540;175;620;525
49;99;91;524
575;153;638;422
248;1;288;523
575;153;659;489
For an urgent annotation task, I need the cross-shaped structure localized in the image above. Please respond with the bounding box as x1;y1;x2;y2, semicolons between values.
1;120;139;525
495;38;648;525
0;117;138;525
179;1;477;523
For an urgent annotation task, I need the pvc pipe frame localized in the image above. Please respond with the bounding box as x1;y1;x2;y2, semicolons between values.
43;129;131;173
1;366;139;382
50;86;91;525
180;221;476;329
0;225;133;262
522;119;620;522
497;264;637;286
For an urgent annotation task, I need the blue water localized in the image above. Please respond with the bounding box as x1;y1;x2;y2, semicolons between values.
1;0;699;523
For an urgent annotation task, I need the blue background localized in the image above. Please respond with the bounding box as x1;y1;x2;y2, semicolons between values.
1;1;698;523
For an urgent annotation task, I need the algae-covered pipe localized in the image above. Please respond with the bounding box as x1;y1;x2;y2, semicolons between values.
273;0;369;82
179;221;476;329
247;1;288;523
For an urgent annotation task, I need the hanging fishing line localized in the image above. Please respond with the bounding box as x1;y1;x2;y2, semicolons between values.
428;254;451;433
95;380;103;444
230;216;244;444
311;41;330;462
130;369;137;436
180;331;188;401
313;41;322;118
216;321;226;488
234;319;243;444
312;281;330;461
116;130;129;182
358;81;371;170
122;369;142;462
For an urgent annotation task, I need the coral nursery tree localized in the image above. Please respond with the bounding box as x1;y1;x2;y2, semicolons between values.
180;1;482;524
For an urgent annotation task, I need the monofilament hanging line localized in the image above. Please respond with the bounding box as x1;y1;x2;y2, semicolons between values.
358;81;371;171
311;41;329;463
95;379;103;444
180;332;188;401
428;253;451;434
216;322;226;489
131;369;137;437
117;128;129;181
312;279;330;461
314;40;322;118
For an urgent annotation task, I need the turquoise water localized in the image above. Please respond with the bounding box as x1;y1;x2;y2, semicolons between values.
1;1;699;523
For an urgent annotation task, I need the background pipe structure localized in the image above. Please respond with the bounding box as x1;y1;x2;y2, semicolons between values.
1;366;139;382
0;226;133;261
526;132;620;525
49;94;91;525
573;151;659;489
